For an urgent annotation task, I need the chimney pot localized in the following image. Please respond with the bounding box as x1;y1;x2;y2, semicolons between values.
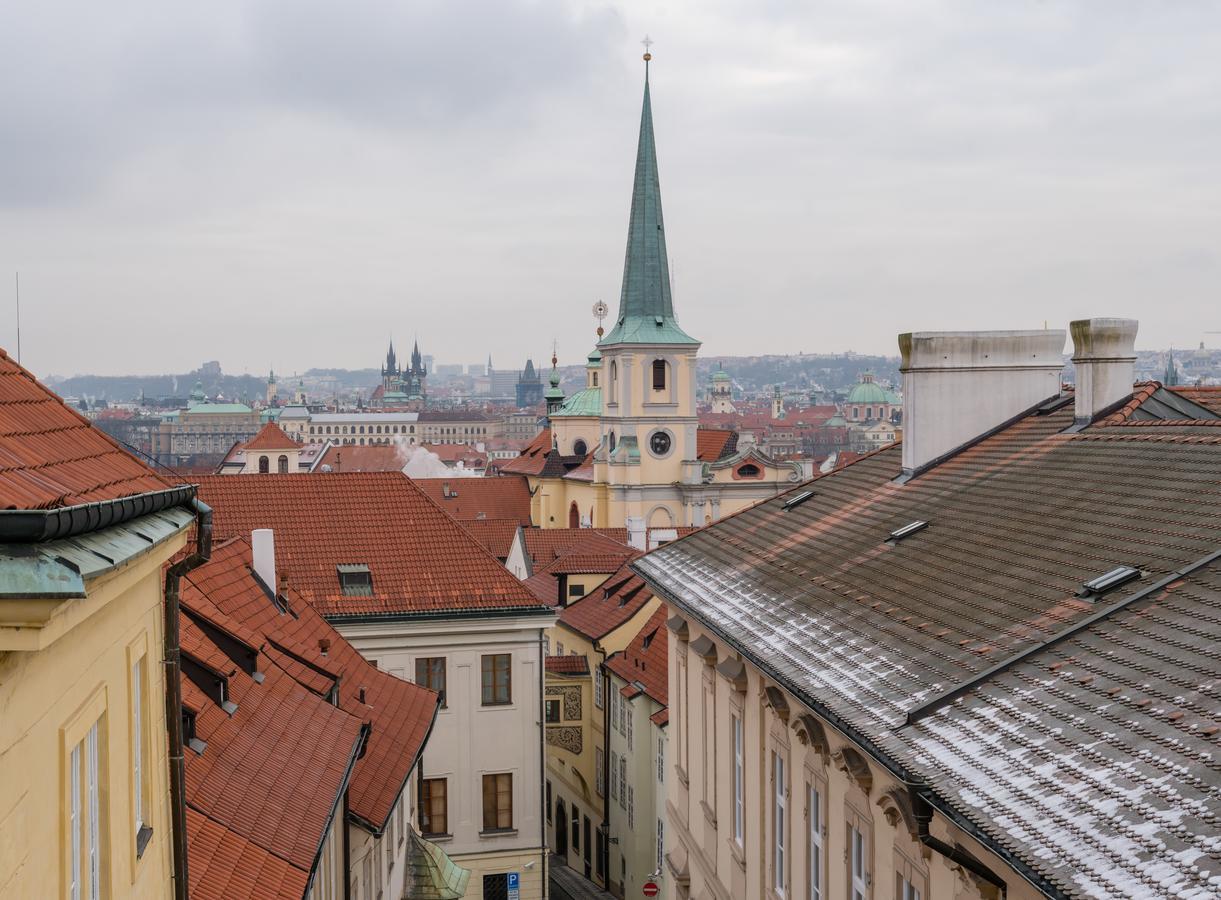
899;329;1065;475
1070;318;1138;425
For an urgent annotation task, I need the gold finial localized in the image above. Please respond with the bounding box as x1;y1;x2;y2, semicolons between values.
641;35;653;62
552;339;558;369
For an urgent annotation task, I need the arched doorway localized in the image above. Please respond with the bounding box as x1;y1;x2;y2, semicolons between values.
568;502;580;529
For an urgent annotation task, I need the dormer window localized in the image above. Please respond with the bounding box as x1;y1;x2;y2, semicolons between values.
337;564;373;596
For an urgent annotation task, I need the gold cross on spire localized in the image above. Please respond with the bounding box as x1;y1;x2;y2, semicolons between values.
641;35;653;62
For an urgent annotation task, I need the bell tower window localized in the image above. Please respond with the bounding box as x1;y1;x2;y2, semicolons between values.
652;359;667;391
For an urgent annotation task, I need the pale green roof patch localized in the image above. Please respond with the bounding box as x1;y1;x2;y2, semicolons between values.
552;387;602;418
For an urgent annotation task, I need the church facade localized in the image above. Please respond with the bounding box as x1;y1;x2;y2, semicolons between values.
502;57;800;530
373;339;426;407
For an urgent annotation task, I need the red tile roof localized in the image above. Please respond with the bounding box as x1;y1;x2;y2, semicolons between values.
696;428;736;461
459;518;522;560
605;606;667;708
523;570;560;606
545;655;590;676
497;428;552;476
181;538;439;831
413;475;532;524
0;348;174;509
539;532;638;576
521;527;698;571
315;443;402;473
558;559;654;640
180;615;362;879
243;422;298;451
192;473;548;618
186;806;309;900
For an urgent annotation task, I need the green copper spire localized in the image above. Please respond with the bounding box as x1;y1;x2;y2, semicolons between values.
601;52;698;346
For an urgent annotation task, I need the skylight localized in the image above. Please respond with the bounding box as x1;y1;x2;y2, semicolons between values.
888;520;929;542
782;490;814;510
1079;565;1140;598
337;563;374;597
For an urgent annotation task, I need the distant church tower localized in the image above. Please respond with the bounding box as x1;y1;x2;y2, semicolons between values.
772;385;785;420
710;367;735;414
381;340;400;393
594;48;701;531
266;369;278;406
406;340;427;401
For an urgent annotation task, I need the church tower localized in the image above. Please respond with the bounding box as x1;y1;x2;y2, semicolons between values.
594;48;701;530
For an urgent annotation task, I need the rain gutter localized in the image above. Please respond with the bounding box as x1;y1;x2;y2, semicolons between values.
0;485;196;542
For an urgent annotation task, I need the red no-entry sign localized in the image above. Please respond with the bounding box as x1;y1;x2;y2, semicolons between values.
643;882;660;897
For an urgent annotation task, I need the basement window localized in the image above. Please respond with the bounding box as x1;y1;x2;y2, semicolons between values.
1078;565;1140;598
888;520;929;543
337;564;374;597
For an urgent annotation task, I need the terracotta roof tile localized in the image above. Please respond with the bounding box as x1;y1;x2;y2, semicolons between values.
181;618;362;875
558;559;653;640
186;807;309;900
181;538;441;830
545;655;590;676
192;473;549;617
414;475;532;524
605;606;668;708
539;533;637;575
497;429;552;476
242;422;298;451
0;348;174;509
459;518;522;560
315;443;402;473
696;428;737;461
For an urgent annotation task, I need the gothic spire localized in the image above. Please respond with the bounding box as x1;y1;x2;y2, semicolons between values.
601;45;698;347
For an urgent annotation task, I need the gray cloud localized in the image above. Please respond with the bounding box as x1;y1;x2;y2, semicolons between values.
1;0;1218;376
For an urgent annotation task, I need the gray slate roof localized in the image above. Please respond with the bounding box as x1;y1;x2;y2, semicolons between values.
634;390;1221;898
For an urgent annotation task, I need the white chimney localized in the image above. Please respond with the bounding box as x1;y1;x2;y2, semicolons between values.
1070;318;1138;425
899;330;1066;476
252;529;276;590
626;516;647;552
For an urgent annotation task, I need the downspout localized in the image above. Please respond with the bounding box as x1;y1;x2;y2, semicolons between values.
164;497;213;900
908;787;1007;897
539;626;549;898
593;638;610;888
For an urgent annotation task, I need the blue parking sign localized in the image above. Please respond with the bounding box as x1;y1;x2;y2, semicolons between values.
507;871;520;900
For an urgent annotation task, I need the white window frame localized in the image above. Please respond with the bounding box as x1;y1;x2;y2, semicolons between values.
611;687;619;731
808;783;823;900
619;756;627;809
732;714;744;846
595;748;605;796
626;699;634;749
628;785;635;830
850;823;867;900
900;876;921;900
594;670;603;709
657;735;664;783
610;751;618;801
773;751;786;895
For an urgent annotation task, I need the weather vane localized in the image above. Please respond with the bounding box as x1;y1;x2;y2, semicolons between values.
592;300;608;338
641;35;653;62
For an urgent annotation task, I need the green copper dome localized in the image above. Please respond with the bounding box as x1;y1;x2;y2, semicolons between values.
712;369;731;383
552;387;602;418
846;373;899;405
600;65;698;347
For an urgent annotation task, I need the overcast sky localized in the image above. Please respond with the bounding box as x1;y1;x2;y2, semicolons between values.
2;0;1219;377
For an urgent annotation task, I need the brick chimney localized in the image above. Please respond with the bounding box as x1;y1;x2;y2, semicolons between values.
1070;318;1138;426
899;330;1066;476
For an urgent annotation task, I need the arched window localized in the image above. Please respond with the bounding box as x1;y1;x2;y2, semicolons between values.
277;455;289;474
573;439;588;457
737;463;761;478
609;431;616;452
610;361;618;398
569;502;580;528
410;425;415;434
258;456;269;474
865;407;873;420
592;372;599;387
852;408;860;421
652;359;667;391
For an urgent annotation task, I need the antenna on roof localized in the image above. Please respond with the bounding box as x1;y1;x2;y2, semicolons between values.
14;271;20;364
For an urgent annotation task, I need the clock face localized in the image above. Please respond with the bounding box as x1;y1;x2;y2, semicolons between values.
649;431;672;456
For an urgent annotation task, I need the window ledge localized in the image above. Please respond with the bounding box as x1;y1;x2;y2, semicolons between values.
135;824;154;860
699;800;718;829
422;832;453;843
728;838;746;871
675;767;689;788
479;828;519;839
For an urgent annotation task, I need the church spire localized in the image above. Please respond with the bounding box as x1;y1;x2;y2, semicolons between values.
601;44;698;347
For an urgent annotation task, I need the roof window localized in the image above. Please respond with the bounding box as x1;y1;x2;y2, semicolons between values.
1078;565;1140;598
337;563;373;597
887;520;929;543
782;490;814;510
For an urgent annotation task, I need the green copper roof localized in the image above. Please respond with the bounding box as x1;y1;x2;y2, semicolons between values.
587;347;602;366
600;67;698;347
186;401;254;414
846;381;898;405
552;386;602;417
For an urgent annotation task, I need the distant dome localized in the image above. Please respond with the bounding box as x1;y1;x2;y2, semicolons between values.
712;369;731;383
190;381;205;402
846;372;897;405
